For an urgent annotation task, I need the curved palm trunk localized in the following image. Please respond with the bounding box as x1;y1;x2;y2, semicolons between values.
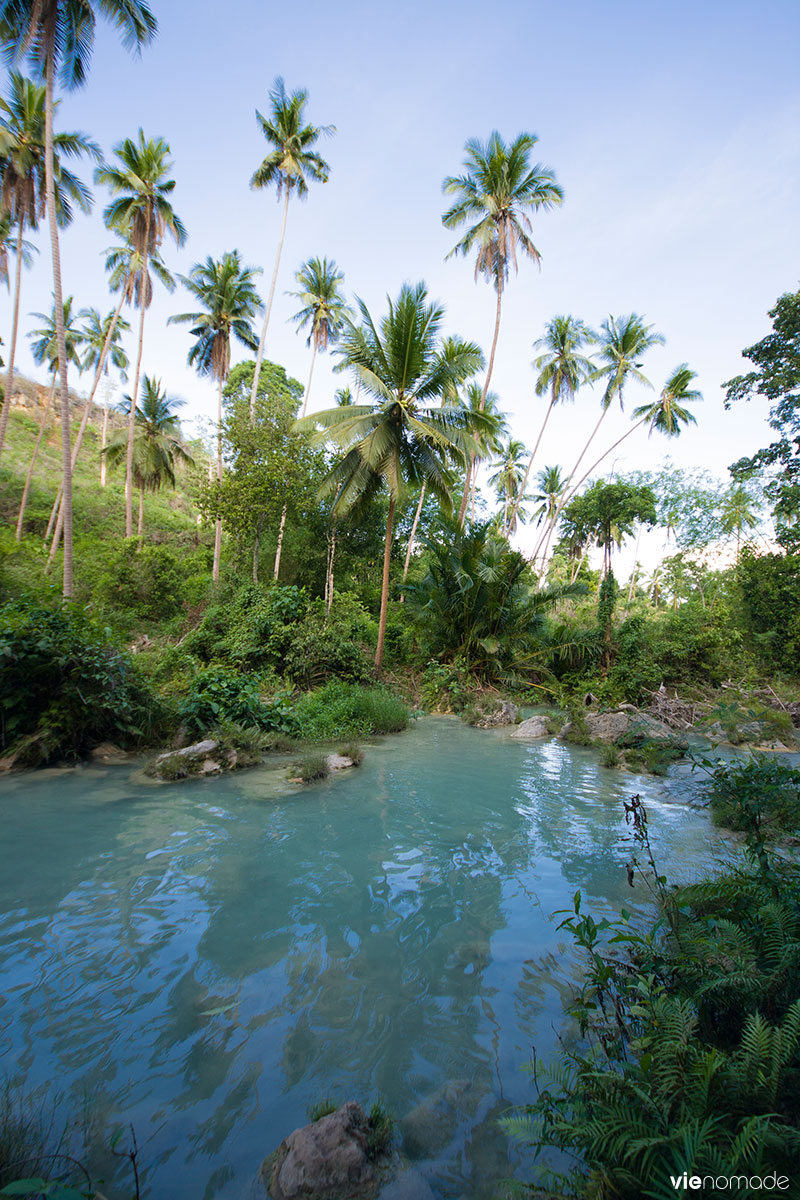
375;494;396;674
100;405;110;486
126;217;151;538
213;376;224;582
46;292;127;559
15;376;56;540
272;502;287;580
300;339;318;419
561;414;649;514
0;217;26;460
458;275;504;525
249;188;291;424
137;485;145;540
507;392;557;534
402;482;426;584
45;52;74;598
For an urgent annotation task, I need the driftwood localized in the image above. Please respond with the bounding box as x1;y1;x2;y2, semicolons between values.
646;684;699;731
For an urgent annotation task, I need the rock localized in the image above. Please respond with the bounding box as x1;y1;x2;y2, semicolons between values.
264;1101;380;1200
89;742;129;764
474;701;519;728
560;710;679;746
400;1080;482;1160
325;754;355;772
378;1170;436;1200
510;716;550;740
147;739;221;780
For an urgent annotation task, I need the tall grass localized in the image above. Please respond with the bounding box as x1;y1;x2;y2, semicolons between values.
292;681;409;741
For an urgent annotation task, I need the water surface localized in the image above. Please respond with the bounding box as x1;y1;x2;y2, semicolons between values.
0;718;723;1198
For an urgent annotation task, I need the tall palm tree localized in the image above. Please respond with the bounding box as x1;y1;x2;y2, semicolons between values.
169;251;262;580
564;364;701;505
104;376;193;538
15;295;86;539
507;315;594;532
0;70;97;459
44;303;131;559
96;129;186;537
489;437;528;534
459;382;507;522
530;313;665;564
530;464;567;580
720;483;761;560
290;255;350;417
0;0;157;598
442;131;563;520
248;78;334;424
299;282;486;672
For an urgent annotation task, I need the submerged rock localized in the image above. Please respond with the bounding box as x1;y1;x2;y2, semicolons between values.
399;1079;483;1160
510;715;550;740
89;741;130;764
263;1101;381;1200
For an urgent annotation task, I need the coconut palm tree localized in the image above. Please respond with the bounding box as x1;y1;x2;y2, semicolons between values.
530;464;567;580
442;131;563;520
96;130;186;537
0;0;157;597
44;303;131;558
720;483;761;559
0;70;97;459
104;377;193;539
248;78;334;424
530;314;665;565
15;295;86;539
169;251;262;580
489;438;528;534
299;282;486;672
289;256;351;417
507;315;594;533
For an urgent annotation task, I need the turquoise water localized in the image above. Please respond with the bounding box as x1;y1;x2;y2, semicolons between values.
0;718;723;1198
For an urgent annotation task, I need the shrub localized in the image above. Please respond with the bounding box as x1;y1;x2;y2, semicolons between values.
337;742;364;765
364;1101;394;1161
420;658;472;713
0;597;162;764
707;754;800;836
94;541;209;624
599;743;620;768
292;681;409;741
177;667;297;735
292;752;329;783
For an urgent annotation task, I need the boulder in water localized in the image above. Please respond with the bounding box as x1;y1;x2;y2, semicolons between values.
263;1101;382;1200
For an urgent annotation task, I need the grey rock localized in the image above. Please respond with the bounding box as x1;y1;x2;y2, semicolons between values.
325;754;355;772
474;701;519;728
510;716;550;740
89;741;129;764
264;1101;380;1200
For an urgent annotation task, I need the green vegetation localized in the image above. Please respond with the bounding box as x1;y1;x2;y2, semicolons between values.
291;752;329;783
506;790;800;1196
292;681;409;741
707;755;800;837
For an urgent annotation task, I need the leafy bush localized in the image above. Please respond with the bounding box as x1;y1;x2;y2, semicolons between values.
292;681;409;741
94;541;209;624
0;598;161;764
504;793;800;1195
420;658;472;713
707;754;800;836
177;667;297;735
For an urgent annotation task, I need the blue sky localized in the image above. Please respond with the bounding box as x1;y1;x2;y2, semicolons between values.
3;0;799;543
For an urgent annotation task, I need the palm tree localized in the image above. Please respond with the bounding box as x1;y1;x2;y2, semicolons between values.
96;129;186;537
530;314;665;565
15;295;86;539
0;0;157;598
507;315;594;533
530;465;567;580
442;131;563;520
459;382;507;522
104;377;193;538
0;70;97;459
489;438;528;534
290;256;350;417
720;484;761;560
170;251;262;580
248;78;334;424
299;282;486;672
44;303;131;559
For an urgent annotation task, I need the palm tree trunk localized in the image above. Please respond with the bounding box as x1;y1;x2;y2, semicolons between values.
126;217;150;538
507;392;556;533
626;523;644;610
402;482;426;583
570;544;588;584
46;292;127;560
561;415;649;514
300;339;318;418
137;485;145;539
15;376;55;540
252;514;264;583
213;376;224;582
0;216;26;460
375;494;396;674
45;51;74;599
100;404;109;486
273;502;287;580
249;187;291;424
326;524;337;616
458;274;504;525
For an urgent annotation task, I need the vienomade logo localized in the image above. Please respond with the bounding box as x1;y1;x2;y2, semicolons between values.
669;1172;791;1192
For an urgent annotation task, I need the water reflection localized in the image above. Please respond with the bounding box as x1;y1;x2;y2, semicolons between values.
0;719;721;1198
